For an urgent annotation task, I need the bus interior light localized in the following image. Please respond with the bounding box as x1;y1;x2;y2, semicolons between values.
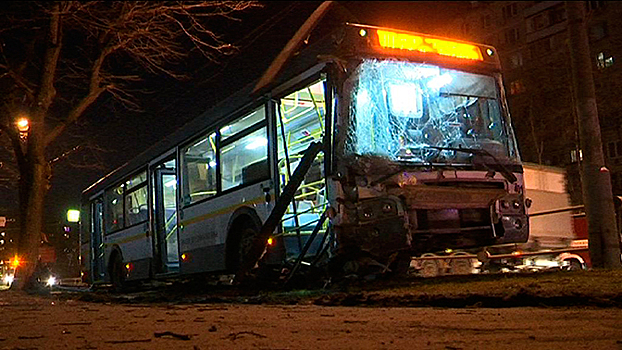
245;137;267;150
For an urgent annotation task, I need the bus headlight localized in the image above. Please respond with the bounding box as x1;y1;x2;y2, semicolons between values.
45;276;57;287
3;274;14;285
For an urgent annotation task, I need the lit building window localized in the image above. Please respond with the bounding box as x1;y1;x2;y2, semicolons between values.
596;52;614;69
570;149;583;163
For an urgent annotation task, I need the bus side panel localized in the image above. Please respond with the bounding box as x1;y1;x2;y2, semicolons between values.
79;203;92;283
179;180;273;274
79;242;91;283
104;223;152;281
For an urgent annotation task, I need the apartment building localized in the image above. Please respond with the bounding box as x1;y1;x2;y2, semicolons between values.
452;1;622;204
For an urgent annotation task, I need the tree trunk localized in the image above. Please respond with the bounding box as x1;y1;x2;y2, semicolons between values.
14;141;51;290
566;1;622;268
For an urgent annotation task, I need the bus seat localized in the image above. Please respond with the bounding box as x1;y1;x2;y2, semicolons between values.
242;159;269;184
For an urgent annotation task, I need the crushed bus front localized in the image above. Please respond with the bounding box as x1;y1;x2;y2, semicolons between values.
327;33;528;269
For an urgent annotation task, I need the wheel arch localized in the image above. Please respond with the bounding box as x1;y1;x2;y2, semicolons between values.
225;206;263;271
558;252;586;269
107;245;123;280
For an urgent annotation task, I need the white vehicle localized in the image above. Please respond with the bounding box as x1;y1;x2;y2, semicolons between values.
80;20;528;289
411;163;588;277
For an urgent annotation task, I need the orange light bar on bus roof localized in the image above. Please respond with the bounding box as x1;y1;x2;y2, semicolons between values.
376;29;484;61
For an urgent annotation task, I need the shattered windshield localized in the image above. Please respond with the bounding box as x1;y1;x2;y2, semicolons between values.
345;59;519;165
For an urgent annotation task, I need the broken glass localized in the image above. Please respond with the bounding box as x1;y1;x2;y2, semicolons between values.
345;59;517;165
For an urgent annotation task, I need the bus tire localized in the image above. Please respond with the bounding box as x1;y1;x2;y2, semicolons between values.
226;216;260;274
109;253;126;293
566;258;583;271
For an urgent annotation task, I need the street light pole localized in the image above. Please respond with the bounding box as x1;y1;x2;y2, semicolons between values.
566;1;621;268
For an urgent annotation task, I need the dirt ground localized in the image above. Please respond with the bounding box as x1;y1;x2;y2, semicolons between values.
1;270;622;350
0;291;621;350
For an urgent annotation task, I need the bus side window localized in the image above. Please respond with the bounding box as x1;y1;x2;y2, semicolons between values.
182;132;217;204
124;171;148;226
105;184;124;233
125;185;148;226
219;106;268;191
221;127;268;190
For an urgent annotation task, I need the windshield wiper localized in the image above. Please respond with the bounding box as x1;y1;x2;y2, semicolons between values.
427;146;517;183
369;146;517;186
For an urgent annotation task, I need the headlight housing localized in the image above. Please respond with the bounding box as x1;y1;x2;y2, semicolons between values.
496;195;525;214
357;197;401;222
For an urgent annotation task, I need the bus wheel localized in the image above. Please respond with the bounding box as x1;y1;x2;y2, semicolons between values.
110;254;126;292
238;226;258;268
229;223;260;278
566;259;583;271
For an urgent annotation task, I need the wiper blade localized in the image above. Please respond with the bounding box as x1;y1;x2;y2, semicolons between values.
427;146;517;183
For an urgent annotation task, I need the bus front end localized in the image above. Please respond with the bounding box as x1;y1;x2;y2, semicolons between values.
329;25;528;266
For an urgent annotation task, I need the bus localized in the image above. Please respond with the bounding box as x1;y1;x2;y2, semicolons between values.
80;21;529;288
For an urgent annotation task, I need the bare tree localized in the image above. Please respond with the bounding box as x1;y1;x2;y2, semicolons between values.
0;1;258;289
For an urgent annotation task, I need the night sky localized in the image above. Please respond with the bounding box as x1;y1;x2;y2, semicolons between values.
1;2;472;222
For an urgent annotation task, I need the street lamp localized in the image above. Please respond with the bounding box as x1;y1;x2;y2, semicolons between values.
67;209;80;223
16;116;29;142
16;117;29;133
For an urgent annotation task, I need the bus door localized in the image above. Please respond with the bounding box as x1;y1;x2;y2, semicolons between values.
152;160;180;274
276;78;328;260
90;197;106;282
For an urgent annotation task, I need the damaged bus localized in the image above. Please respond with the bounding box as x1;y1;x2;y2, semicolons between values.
80;22;528;288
